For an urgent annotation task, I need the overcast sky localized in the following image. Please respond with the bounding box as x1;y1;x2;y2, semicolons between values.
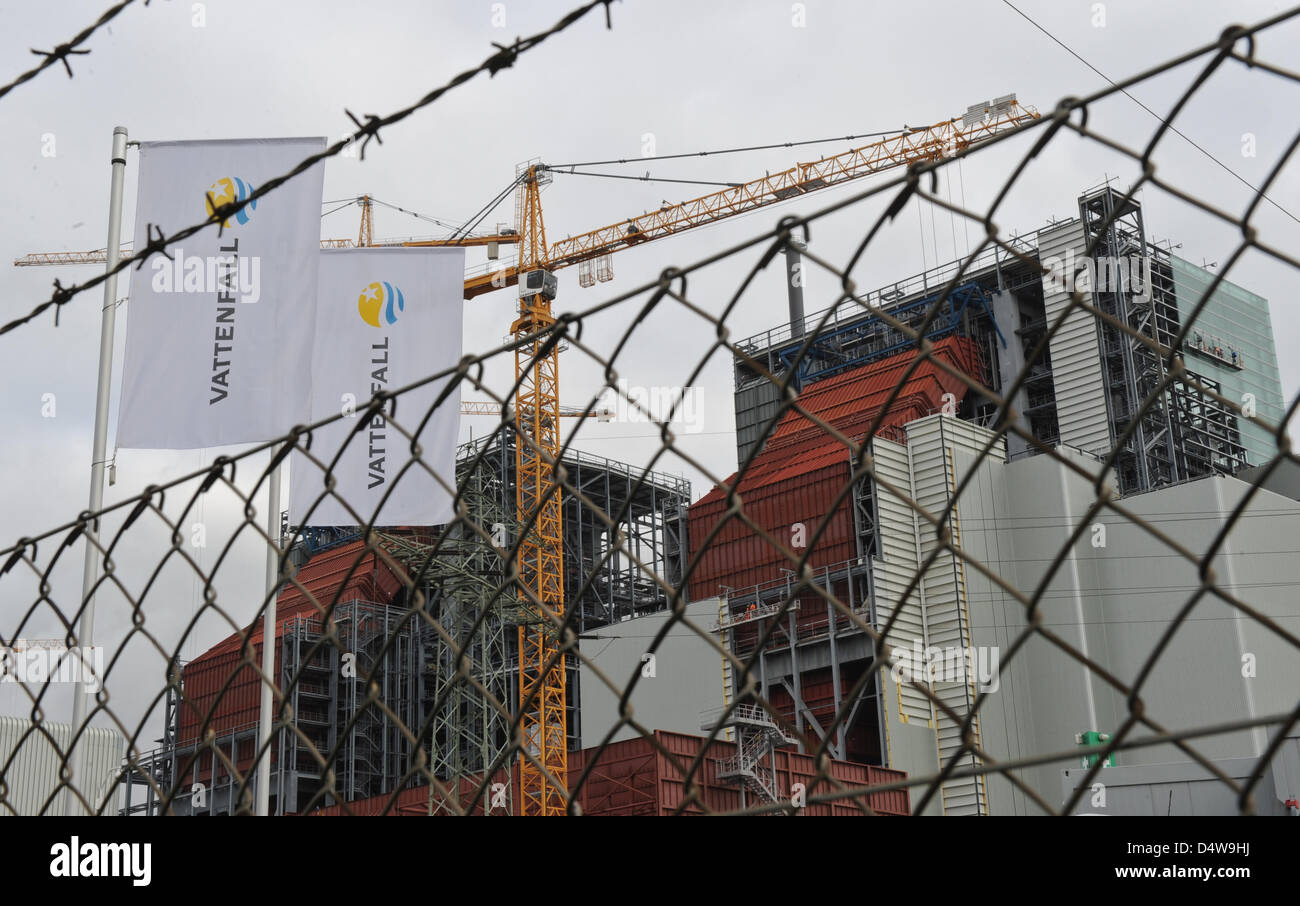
2;0;1298;751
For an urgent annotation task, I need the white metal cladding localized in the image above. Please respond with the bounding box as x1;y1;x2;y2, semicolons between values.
871;417;1004;814
870;437;933;723
1038;221;1113;457
0;717;124;815
906;418;991;815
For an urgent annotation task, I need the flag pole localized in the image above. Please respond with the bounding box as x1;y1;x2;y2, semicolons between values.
63;125;129;816
255;462;282;816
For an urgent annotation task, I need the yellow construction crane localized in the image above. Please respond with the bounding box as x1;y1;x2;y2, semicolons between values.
15;97;1037;816
495;96;1037;816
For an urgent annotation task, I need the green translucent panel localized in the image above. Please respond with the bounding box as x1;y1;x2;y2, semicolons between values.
1170;256;1285;466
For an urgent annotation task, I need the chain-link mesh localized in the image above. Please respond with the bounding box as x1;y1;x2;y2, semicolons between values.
3;2;1300;817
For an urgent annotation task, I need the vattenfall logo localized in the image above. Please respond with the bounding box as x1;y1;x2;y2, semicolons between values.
358;282;400;489
204;176;258;227
358;281;405;327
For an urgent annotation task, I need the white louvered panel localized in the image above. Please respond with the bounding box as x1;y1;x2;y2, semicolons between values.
939;444;987;814
1038;221;1112;456
870;438;933;723
0;717;124;816
905;421;990;814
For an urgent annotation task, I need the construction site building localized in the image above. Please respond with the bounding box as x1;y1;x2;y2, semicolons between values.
119;184;1299;817
682;185;1300;814
122;432;689;816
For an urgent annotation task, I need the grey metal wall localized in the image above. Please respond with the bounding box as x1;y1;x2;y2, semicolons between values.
733;380;784;466
954;446;1300;814
578;598;724;749
1061;727;1300;815
867;415;1300;814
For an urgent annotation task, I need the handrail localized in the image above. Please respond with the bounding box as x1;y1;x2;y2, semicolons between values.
734;224;1054;353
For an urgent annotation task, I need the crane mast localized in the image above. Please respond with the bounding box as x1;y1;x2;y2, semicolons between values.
511;165;568;816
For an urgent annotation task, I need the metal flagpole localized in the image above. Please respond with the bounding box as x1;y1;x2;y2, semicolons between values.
256;462;282;816
63;125;129;816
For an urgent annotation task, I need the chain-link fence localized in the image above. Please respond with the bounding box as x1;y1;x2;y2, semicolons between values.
3;1;1300;817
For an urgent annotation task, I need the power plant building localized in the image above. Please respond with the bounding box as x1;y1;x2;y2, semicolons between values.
125;185;1300;816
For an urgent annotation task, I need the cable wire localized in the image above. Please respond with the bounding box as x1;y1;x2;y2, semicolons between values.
552;169;741;189
1000;0;1300;226
549;127;922;168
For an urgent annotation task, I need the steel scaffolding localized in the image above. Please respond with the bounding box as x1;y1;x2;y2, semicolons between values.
374;458;517;815
1080;186;1249;493
278;599;424;812
124;430;690;815
122;598;424;816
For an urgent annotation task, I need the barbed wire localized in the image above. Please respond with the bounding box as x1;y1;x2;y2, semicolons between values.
0;0;139;101
3;3;1300;817
0;0;618;337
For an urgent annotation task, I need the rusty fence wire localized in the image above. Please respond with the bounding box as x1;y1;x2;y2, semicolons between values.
3;3;1300;816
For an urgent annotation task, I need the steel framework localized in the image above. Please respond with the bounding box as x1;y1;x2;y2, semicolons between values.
454;431;690;758
714;557;881;767
1080;187;1182;493
1080;187;1250;493
125;598;425;816
374;467;517;814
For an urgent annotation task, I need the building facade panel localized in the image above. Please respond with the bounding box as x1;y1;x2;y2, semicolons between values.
1038;221;1112;456
1170;254;1284;467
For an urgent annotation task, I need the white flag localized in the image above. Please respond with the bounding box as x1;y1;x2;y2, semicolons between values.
289;248;464;527
116;137;326;449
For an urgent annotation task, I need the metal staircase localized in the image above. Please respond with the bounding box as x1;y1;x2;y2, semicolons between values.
704;703;799;806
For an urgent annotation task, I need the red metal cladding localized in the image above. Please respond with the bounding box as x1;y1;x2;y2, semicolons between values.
767;666;882;764
689;463;857;596
305;730;909;816
763;336;982;451
572;736;665;816
688;338;982;600
301;771;513;816
176;539;407;756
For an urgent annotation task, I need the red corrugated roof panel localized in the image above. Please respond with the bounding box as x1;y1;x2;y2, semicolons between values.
688;337;981;599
